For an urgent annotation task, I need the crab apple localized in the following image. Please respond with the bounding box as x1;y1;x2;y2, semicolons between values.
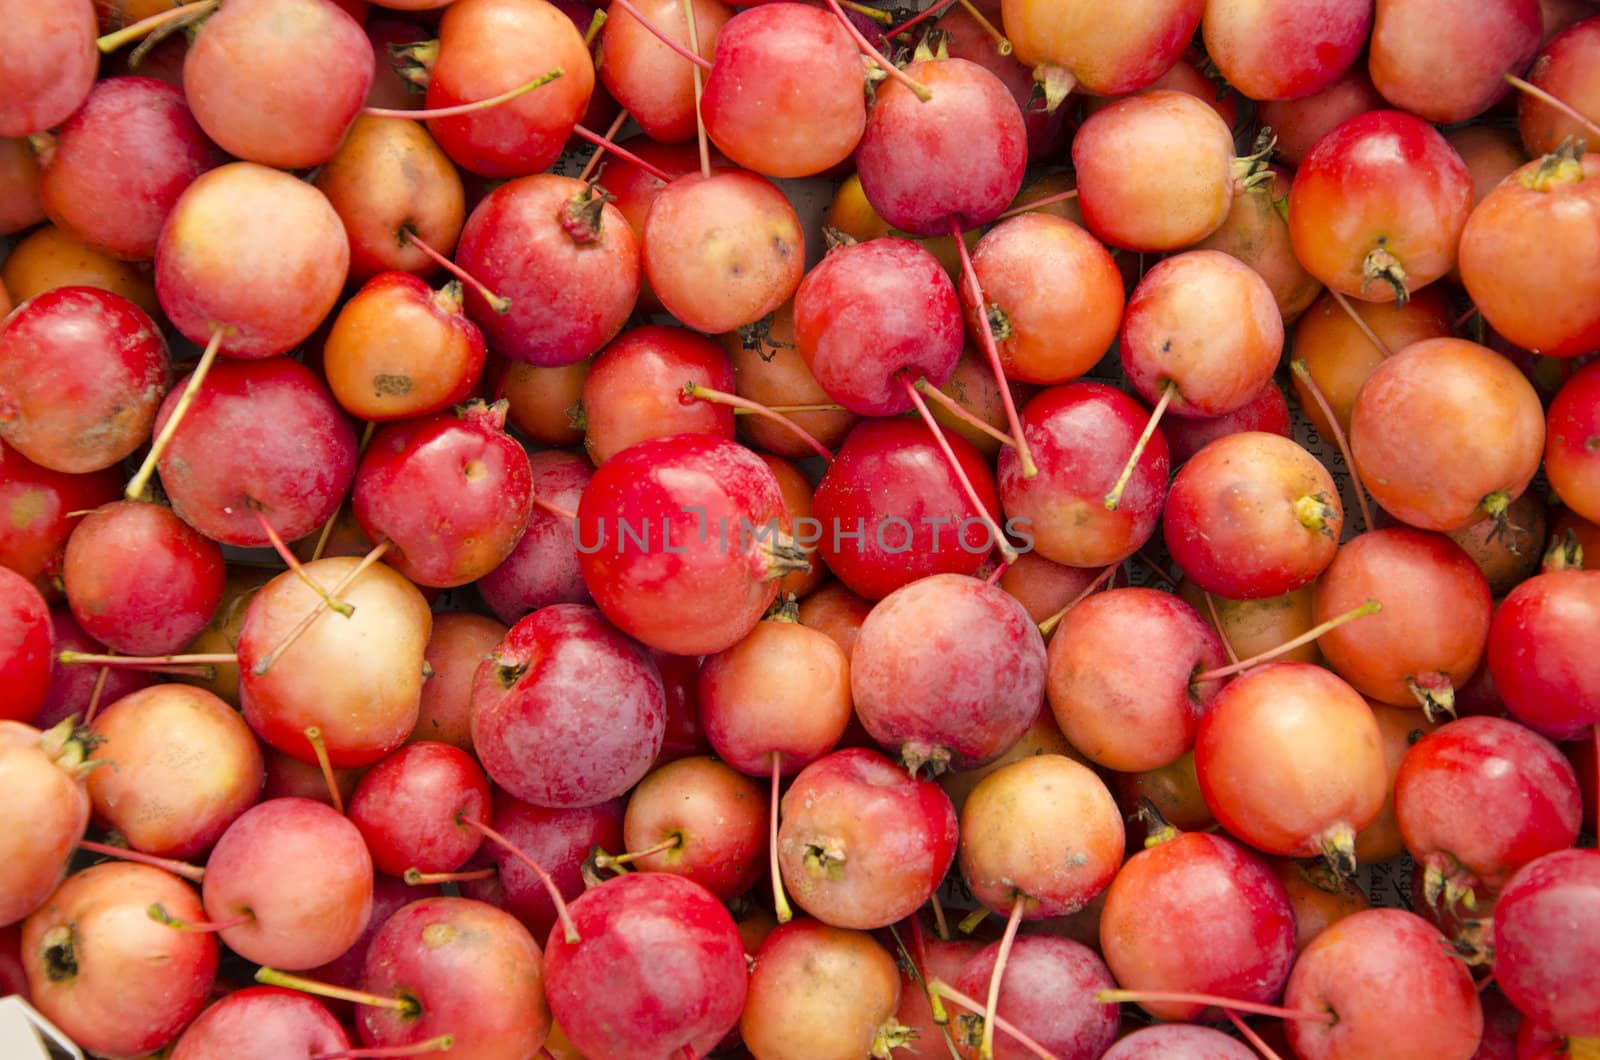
471;604;665;808
964;213;1124;385
611;756;766;899
347;742;490;877
853;573;1047;775
455;173;639;367
723;301;859;458
497;358;589;448
85;684;263;859
854;57;1027;238
1487;568;1600;741
0;569;54;724
1287;110;1474;303
543;872;748;1060
1193;164;1323;323
600;0;729;144
1284;909;1484;1060
170;987;348;1060
1350;338;1545;531
0;138;44;235
1165;432;1342;600
1046;587;1228;773
3;224;159;316
793;237;964;416
357;897;551;1060
1313;528;1493;714
643;169;806;335
22;863;216;1058
0;0;96;137
0;285;169;474
1195;663;1387;871
960;754;1125;918
1072;91;1238;252
0;443;120;597
936;1;1074;164
1260;66;1386;166
946;935;1119;1060
592;137;721;314
1274;858;1370;951
1519;18;1600;156
1162;383;1294;466
1445;125;1530;211
1368;0;1541;123
1492;849;1600;1037
477;450;592;623
777;747;958;929
575;433;796;656
1395;716;1582;911
1000;0;1202;102
942;711;1085;819
741;919;906;1060
424;0;594;178
1354;704;1442;865
1547;360;1600;523
36;77;223;261
0;720;91;926
1000;382;1170;568
1178;578;1322;667
1099;831;1296;1022
1202;0;1370;101
1102;1024;1257;1059
236;556;432;767
313;116;467;283
581;325;735;465
1459;147;1600;360
156;162;350;358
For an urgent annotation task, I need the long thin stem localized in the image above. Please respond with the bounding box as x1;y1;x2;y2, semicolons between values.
364;67;564;120
1037;565;1116;637
1226;1009;1287;1060
401;229;510;314
304;727;345;814
58;650;235;667
1204;591;1241;665
914;378;1015;450
1095;989;1335;1024
840;1;893;24
955;0;1011;55
1292;360;1375;533
681;0;712;180
770;753;794;923
929;893;951;941
255;510;353;617
822;0;933;101
571;125;677;183
901;374;1017;563
1327;288;1395;359
147;904;253;932
314;1039;455;1060
1504;74;1600;141
953;217;1035;477
980;899;1027;1060
684;383;834;462
96;0;217;51
928;980;1062;1060
579;108;631;183
256;968;417;1014
1194;599;1380;683
996;188;1078;222
611;0;714;70
310;429;374;564
986;561;1009;586
594;835;680;869
884;0;959;42
251;540;392;676
403;866;496;885
77;840;205;883
82;666;111;726
1104;383;1173;511
462;817;581;944
531;494;578;521
127;327;224;502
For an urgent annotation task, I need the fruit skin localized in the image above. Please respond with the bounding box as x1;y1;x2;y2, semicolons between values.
1546;359;1600;524
0;569;54;724
1492;848;1600;1038
0;720;90;927
1486;569;1600;741
0;0;98;138
1001;0;1203;97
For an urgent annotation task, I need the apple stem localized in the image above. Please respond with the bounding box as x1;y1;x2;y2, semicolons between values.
986;561;1008;586
97;0;218;52
1291;359;1376;533
365;67;563;120
951;217;1035;478
955;0;1011;55
531;493;578;521
403;866;496;885
1103;382;1173;511
77;840;206;883
256;967;419;1015
770;753;795;923
680;0;713;180
913;377;1016;450
579;108;632;183
308;505;345;565
313;1036;455;1060
928;892;951;941
1096;988;1335;1024
979;899;1027;1060
254;510;354;618
571;125;677;183
126;326;224;502
400;228;510;314
1203;591;1241;666
610;0;714;70
82;666;111;726
822;0;933;101
929;979;1062;1060
462;817;581;944
888;921;964;1060
683;383;835;462
1194;599;1380;683
594;834;681;870
885;0;958;41
252;539;393;677
303;727;345;814
1036;565;1116;637
1225;1008;1287;1060
1503;74;1600;142
957;906;988;934
147;903;252;932
1133;549;1178;591
899;373;1018;563
58;650;235;667
996;188;1078;222
742;403;848;414
1326;287;1395;358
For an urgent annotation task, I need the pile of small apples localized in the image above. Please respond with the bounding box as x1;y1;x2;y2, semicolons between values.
2;0;1600;1056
